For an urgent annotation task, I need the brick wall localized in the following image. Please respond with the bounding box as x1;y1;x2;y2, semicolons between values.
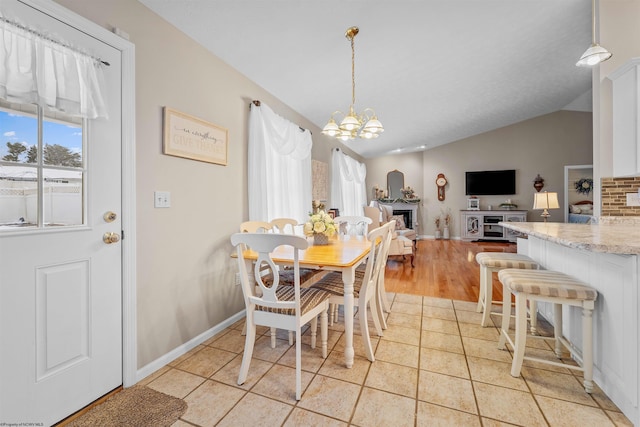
601;177;640;216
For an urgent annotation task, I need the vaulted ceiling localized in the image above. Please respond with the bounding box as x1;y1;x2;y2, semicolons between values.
139;0;594;158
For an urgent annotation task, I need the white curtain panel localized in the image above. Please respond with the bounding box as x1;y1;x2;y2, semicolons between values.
331;148;367;216
0;16;108;119
248;102;312;223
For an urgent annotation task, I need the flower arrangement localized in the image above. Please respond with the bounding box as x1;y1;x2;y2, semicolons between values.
434;216;441;230
401;186;416;199
303;210;337;237
575;178;593;195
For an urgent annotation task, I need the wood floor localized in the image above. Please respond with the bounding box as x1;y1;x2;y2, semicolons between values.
384;238;516;302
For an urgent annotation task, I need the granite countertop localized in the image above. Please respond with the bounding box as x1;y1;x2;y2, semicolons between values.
499;221;640;254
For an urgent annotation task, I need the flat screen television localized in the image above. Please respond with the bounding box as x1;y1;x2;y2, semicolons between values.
465;169;516;195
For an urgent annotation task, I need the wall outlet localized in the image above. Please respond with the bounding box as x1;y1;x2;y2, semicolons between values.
154;191;171;208
235;272;241;286
626;192;640;207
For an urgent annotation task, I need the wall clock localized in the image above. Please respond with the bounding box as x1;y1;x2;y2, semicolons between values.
436;173;447;201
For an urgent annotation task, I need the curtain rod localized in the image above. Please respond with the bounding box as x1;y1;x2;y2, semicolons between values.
0;16;110;66
251;100;311;134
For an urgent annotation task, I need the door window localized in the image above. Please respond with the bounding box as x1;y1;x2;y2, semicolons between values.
0;100;85;229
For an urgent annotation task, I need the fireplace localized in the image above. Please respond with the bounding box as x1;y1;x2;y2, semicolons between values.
393;209;413;230
376;201;418;230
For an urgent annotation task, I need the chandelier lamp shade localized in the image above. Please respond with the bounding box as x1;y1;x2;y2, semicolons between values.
322;27;384;141
576;0;612;67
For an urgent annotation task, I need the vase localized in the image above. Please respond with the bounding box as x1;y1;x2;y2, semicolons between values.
435;229;441;240
443;226;450;239
313;233;329;245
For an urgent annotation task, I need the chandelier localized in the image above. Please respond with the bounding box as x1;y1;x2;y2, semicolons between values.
576;0;612;67
322;27;384;141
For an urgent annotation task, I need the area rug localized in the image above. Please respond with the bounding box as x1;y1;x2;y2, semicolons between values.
66;385;187;427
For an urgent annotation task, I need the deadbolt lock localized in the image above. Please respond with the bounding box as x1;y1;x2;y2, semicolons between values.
103;211;117;223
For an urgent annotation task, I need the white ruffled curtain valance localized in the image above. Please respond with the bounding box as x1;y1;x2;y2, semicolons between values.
0;16;108;119
331;148;367;216
248;102;312;223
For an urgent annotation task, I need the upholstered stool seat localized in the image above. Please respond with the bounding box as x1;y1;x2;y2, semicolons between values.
475;252;539;328
497;268;598;393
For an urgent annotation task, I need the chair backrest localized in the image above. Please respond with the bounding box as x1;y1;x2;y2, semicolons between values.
231;233;308;313
240;221;272;233
358;222;393;302
363;206;382;233
334;215;373;236
270;218;299;234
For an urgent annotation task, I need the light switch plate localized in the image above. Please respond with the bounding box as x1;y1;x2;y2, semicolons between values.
154;191;171;208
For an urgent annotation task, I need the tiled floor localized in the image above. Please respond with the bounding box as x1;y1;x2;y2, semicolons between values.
139;294;632;426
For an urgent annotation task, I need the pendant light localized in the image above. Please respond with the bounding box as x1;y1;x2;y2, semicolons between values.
576;0;612;67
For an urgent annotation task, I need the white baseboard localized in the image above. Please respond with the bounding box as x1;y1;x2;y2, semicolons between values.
135;310;246;384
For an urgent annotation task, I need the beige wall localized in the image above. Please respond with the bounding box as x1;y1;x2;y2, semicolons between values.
55;0;357;368
366;111;593;238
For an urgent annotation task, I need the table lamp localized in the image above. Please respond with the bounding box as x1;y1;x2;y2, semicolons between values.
533;191;559;222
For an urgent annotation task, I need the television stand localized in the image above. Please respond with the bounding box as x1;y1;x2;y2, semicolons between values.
460;210;527;242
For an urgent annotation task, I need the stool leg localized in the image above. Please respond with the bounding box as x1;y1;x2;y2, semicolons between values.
510;293;528;377
583;305;594;393
528;300;538;335
476;265;486;313
480;267;493;327
553;303;563;358
498;282;511;350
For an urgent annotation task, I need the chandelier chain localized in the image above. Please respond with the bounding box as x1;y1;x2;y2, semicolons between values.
351;35;356;107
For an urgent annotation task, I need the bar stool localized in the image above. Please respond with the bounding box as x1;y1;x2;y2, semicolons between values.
497;269;598;393
475;252;540;328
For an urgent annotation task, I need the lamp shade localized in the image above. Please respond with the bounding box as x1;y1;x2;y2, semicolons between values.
576;44;612;67
533;192;559;210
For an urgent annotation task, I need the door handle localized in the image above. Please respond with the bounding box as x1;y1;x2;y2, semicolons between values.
103;232;120;244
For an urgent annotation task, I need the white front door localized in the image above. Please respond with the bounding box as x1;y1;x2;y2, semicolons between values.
0;2;123;425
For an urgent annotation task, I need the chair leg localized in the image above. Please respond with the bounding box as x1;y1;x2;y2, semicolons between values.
510;294;528;377
529;300;538;335
498;282;511;350
270;327;276;349
289;331;294;346
310;316;318;349
477;265;486;313
295;328;302;401
321;309;328;358
582;305;594;393
370;293;384;337
480;267;493;327
360;301;375;362
553;303;563;358
375;280;388;330
238;317;256;386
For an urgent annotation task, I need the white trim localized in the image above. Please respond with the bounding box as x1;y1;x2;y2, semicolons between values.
135;311;246;383
22;0;138;388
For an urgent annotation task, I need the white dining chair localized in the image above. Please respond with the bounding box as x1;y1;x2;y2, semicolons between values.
269;217;299;234
239;220;272;233
333;215;372;236
231;232;331;400
309;222;393;362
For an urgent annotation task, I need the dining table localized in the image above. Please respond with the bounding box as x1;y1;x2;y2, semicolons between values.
239;233;373;368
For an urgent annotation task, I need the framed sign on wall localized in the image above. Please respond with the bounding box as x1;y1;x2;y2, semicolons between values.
163;107;228;165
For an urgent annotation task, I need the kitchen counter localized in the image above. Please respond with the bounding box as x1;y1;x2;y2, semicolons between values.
499;221;640;254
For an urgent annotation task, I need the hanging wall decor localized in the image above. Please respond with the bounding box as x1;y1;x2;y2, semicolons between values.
163;107;228;165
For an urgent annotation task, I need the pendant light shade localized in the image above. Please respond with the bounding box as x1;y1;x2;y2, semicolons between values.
576;0;612;67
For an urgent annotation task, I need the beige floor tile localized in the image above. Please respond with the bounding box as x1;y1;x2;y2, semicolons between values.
318;350;371;384
473;382;546;427
455;310;485;325
351;387;416;427
480;418;521;426
416;401;482;427
394;293;423;305
423;305;457;321
458;322;499;341
421;330;464;354
210;353;273;390
251;363;315;403
277;340;329;373
424;296;454;309
520;347;573;374
250;334;291;362
365;360;418;398
147;368;205;399
171;420;192;427
452;300;479;312
176;346;236;378
420;347;470;379
462;336;512;363
536;395;615;426
374;339;419;368
386;311;422;329
391;301;424;316
466;356;528;391
422;317;460;335
283;408;347;427
334;331;381;358
418;370;477;414
137;365;170;386
169;345;205;367
607;410;634;426
379;324;421;346
590;383;625;412
216;392;293;427
203;328;231;346
297;375;362;421
181;379;246;427
521;366;597;407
